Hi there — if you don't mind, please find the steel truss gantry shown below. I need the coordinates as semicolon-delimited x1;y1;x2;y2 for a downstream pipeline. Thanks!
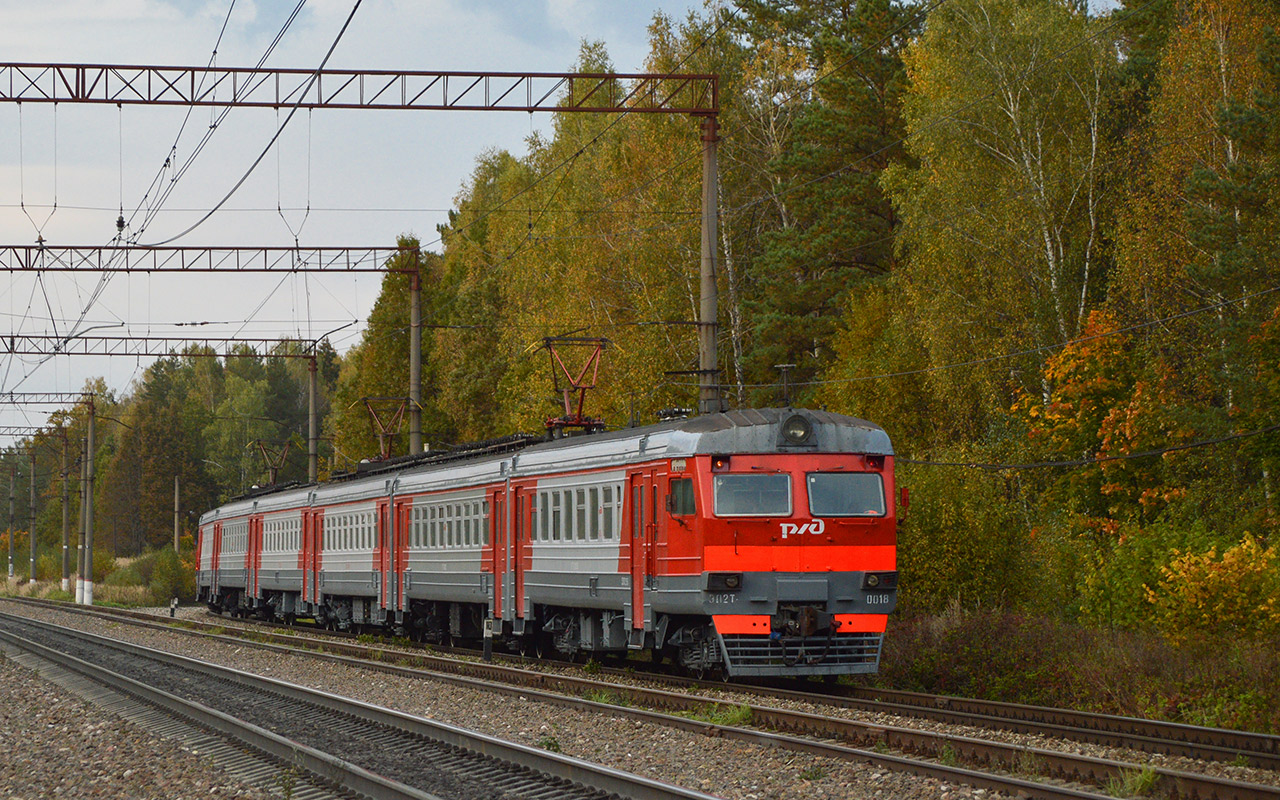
0;60;725;417
0;63;717;115
0;246;413;273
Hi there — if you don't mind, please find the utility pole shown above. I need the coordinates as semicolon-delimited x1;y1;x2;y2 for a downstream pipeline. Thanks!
76;439;85;604
308;355;318;483
408;267;422;454
173;474;180;552
61;433;70;592
7;464;13;580
28;446;35;584
84;398;95;605
698;115;722;415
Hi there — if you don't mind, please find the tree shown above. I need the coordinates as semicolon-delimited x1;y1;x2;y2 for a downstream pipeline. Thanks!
736;0;920;404
883;0;1118;439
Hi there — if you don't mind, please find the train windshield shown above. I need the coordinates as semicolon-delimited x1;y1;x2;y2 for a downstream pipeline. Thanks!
806;472;886;517
713;474;792;516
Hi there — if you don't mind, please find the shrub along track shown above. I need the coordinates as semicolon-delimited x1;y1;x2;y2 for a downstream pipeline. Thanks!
6;598;1280;800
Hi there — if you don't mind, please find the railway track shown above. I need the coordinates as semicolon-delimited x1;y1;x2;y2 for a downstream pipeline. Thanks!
5;598;1279;799
0;611;718;800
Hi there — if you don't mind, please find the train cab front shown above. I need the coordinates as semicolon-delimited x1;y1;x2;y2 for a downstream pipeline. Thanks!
677;412;899;678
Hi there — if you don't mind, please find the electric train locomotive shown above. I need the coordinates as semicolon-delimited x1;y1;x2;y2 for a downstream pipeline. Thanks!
196;408;899;678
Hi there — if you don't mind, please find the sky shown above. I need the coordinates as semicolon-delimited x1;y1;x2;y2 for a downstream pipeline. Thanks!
0;0;1120;431
0;0;705;429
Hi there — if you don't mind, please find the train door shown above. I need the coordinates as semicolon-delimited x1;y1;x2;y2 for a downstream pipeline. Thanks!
394;498;412;615
489;487;506;618
309;510;325;606
627;468;658;633
249;517;263;599
377;499;391;613
299;510;311;605
211;521;223;595
512;483;532;619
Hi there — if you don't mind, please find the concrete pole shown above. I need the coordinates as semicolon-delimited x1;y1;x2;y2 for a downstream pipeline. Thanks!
76;438;85;604
698;114;721;415
7;464;14;580
61;434;70;592
308;355;318;483
84;400;95;605
174;474;180;552
408;267;422;454
28;446;35;584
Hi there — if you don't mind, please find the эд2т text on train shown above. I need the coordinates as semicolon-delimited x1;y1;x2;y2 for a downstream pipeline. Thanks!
196;408;899;678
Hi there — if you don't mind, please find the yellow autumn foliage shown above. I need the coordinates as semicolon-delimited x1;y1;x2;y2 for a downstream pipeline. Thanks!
1145;535;1280;644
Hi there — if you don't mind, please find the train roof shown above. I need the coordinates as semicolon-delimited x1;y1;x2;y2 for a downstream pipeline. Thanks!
197;408;890;524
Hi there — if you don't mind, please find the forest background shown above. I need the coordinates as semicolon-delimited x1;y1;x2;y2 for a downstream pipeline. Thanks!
2;0;1279;729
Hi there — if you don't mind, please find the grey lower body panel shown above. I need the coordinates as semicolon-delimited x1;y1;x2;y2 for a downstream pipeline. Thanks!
403;571;488;604
523;571;629;611
317;570;379;597
258;570;303;592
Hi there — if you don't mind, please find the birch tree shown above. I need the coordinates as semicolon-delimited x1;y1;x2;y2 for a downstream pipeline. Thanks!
883;0;1117;433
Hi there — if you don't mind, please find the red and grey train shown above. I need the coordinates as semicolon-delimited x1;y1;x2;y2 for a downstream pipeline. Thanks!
196;408;899;678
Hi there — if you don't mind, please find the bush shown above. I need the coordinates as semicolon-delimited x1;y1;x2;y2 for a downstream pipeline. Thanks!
102;561;143;586
1075;519;1219;628
92;548;116;583
150;547;195;604
878;607;1280;732
896;456;1033;613
36;551;61;582
1145;534;1280;644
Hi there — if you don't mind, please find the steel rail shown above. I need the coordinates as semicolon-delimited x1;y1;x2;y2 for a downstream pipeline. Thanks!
0;612;719;800
0;627;439;800
16;597;1280;772
843;685;1280;762
6;600;1278;800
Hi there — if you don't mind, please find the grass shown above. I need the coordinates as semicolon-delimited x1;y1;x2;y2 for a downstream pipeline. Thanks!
678;703;753;727
1014;749;1044;778
937;744;959;767
583;689;631;707
798;766;826;781
535;735;562;753
1105;766;1159;798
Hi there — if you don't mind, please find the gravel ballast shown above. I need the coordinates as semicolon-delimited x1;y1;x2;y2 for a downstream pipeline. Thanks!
0;653;271;800
0;600;991;800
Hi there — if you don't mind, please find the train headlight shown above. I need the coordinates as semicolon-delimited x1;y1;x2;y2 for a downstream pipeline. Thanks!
707;572;744;592
862;571;898;590
781;414;813;445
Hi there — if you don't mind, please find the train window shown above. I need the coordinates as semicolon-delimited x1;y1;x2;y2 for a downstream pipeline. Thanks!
807;473;885;516
566;491;575;540
575;489;587;540
537;492;547;540
589;487;600;540
713;474;792;517
551;492;562;541
602;485;614;539
465;514;473;547
483;500;490;545
669;478;696;516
